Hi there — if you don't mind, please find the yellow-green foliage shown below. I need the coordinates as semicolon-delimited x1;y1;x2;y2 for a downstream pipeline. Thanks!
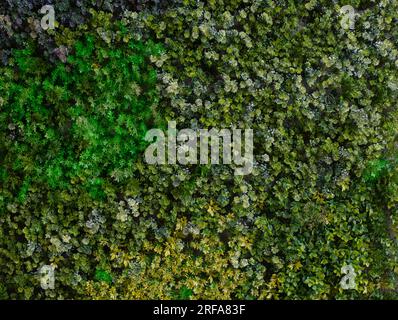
1;1;398;300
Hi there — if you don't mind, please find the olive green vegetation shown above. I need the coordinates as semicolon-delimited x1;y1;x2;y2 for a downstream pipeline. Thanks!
1;0;398;299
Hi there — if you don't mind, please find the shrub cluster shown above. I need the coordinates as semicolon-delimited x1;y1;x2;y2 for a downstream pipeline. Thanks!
0;0;398;299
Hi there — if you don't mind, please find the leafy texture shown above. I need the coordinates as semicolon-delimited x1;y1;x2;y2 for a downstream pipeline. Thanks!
0;0;398;300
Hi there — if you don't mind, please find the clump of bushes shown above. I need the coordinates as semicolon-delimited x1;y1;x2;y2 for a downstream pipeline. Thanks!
0;0;398;300
0;13;163;199
0;0;174;63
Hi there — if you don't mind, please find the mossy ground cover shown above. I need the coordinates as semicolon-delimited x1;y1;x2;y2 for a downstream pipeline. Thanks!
0;0;398;299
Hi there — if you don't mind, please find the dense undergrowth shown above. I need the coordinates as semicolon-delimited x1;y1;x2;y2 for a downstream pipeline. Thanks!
0;0;398;299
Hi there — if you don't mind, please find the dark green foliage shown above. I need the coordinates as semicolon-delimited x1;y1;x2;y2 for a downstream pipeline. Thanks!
0;0;175;63
0;0;398;300
178;286;193;300
94;269;112;284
